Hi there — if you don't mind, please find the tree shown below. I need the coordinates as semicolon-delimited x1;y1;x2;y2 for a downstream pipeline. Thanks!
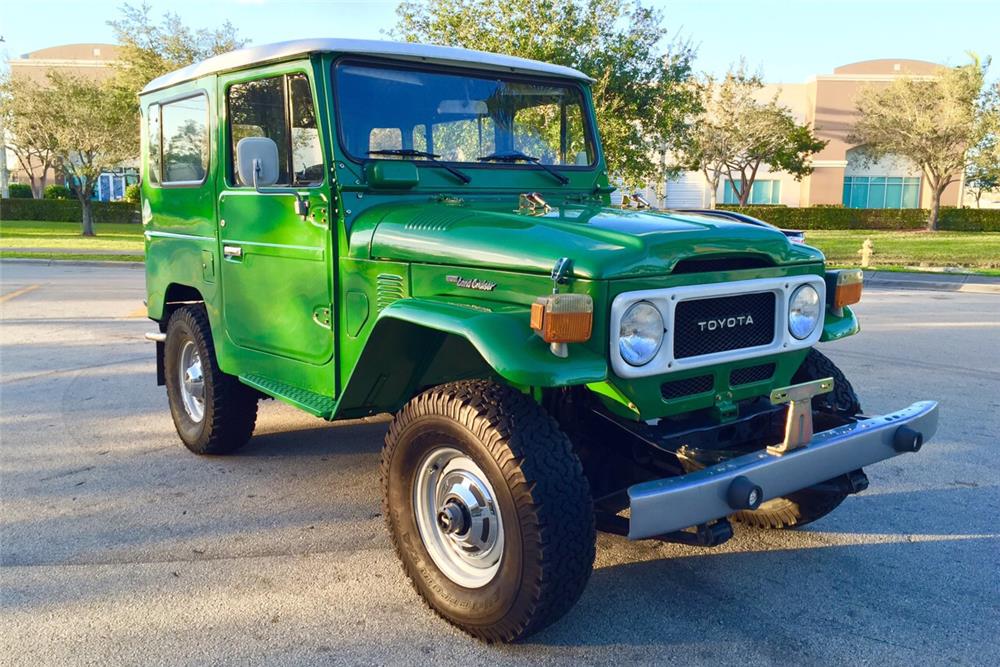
108;2;245;156
678;63;826;207
109;2;244;94
46;73;135;236
849;56;995;230
964;80;1000;208
391;0;700;189
965;141;1000;207
676;74;734;208
0;74;60;198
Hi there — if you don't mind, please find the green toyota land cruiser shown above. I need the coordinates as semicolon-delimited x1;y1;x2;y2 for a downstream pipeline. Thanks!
140;39;938;642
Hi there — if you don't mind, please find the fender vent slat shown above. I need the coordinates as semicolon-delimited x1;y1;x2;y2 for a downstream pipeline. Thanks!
376;273;405;311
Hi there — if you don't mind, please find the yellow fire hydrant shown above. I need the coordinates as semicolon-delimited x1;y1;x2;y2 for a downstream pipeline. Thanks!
858;238;874;268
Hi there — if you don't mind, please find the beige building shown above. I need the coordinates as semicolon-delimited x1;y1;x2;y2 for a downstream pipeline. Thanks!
659;59;964;210
7;43;120;83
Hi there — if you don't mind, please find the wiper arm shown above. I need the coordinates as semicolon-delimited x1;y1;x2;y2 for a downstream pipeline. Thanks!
477;151;569;186
367;149;470;184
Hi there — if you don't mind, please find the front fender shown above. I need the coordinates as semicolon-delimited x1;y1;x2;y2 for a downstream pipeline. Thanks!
377;298;608;386
335;297;608;418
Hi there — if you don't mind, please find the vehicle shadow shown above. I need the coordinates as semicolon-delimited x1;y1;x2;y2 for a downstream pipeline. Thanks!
524;485;998;657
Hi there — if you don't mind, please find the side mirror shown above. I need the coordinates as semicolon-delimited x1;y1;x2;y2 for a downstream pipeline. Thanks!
236;137;279;187
235;136;309;218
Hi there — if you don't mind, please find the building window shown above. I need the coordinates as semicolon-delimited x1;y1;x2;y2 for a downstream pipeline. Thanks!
723;179;781;205
843;176;920;208
161;94;209;184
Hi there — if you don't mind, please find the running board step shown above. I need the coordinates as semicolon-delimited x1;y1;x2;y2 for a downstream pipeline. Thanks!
240;374;337;419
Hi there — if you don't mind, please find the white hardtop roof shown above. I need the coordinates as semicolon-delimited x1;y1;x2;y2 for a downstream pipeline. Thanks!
141;38;593;94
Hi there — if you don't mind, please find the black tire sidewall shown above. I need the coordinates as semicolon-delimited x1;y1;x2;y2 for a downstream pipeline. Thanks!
385;414;529;629
164;311;211;448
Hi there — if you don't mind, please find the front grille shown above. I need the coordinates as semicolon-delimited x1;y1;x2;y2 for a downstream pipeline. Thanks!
673;291;776;359
730;363;776;386
661;374;714;401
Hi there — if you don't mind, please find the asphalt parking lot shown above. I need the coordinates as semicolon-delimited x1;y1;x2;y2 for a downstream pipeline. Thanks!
1;261;998;666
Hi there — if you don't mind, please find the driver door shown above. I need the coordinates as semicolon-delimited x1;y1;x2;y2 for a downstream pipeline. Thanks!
217;68;334;375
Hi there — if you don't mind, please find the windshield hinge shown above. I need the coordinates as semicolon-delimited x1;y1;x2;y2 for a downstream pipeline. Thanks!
518;192;550;215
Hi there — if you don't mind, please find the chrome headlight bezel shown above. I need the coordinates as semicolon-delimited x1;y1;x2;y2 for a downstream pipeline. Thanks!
788;283;821;340
618;300;665;366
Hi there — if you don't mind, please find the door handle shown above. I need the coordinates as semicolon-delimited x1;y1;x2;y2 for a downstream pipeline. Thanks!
223;245;243;258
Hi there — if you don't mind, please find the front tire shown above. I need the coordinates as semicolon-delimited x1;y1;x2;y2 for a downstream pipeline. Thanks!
164;305;258;455
733;349;860;529
381;380;595;642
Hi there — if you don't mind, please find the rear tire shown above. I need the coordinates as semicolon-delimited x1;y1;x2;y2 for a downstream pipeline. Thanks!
164;305;258;455
733;348;860;529
381;380;595;642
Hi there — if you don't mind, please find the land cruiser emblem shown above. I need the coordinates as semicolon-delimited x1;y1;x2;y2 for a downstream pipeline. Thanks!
697;314;754;332
446;275;497;292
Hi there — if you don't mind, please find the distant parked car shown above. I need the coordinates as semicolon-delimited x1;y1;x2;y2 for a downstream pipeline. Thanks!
677;208;806;244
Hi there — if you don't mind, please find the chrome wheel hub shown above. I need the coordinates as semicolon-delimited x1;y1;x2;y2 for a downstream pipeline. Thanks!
178;340;205;423
413;447;504;588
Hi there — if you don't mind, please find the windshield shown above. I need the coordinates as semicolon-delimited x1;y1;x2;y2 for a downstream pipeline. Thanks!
334;61;596;168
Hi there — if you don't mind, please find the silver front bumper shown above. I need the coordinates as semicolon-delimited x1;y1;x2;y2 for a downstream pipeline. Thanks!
627;400;939;539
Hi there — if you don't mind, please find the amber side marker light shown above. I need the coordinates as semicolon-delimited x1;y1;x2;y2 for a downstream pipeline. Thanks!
827;269;864;312
530;293;593;357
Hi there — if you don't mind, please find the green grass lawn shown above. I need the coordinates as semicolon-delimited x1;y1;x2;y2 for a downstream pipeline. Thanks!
803;230;1000;275
0;220;145;254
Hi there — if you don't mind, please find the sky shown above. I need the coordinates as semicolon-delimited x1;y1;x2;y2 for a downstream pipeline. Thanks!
1;0;998;82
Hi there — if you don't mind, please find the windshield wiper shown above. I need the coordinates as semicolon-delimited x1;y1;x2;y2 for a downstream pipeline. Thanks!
477;151;569;185
367;149;470;184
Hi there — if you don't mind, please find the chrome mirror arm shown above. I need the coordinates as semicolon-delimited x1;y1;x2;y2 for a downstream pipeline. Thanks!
251;158;310;218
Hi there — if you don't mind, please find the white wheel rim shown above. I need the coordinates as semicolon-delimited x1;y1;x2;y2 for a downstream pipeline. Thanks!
413;447;504;588
178;340;205;423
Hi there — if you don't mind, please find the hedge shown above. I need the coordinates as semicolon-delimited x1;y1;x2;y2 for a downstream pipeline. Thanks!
937;208;1000;232
0;197;139;224
717;205;1000;232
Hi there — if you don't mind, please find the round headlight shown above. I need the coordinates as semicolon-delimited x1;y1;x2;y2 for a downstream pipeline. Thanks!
788;284;821;339
619;301;664;366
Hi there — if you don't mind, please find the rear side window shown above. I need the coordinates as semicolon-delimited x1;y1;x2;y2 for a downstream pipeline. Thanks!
228;73;322;187
161;95;209;184
146;103;161;185
146;94;209;186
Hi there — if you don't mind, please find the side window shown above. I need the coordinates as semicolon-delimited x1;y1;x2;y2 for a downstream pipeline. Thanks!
147;103;161;185
288;74;323;185
228;73;322;187
229;76;289;186
161;95;209;184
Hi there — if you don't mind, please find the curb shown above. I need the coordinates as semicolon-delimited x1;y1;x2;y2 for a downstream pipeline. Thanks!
0;258;145;270
865;276;1000;295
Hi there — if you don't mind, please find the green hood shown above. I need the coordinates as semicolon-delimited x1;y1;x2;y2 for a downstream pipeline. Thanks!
354;201;822;279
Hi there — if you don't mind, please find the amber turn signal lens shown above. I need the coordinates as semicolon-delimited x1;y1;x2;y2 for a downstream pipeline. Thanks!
831;269;864;309
530;293;593;343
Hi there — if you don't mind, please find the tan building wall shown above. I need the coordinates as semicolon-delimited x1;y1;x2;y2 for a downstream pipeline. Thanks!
805;59;960;207
7;43;120;84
